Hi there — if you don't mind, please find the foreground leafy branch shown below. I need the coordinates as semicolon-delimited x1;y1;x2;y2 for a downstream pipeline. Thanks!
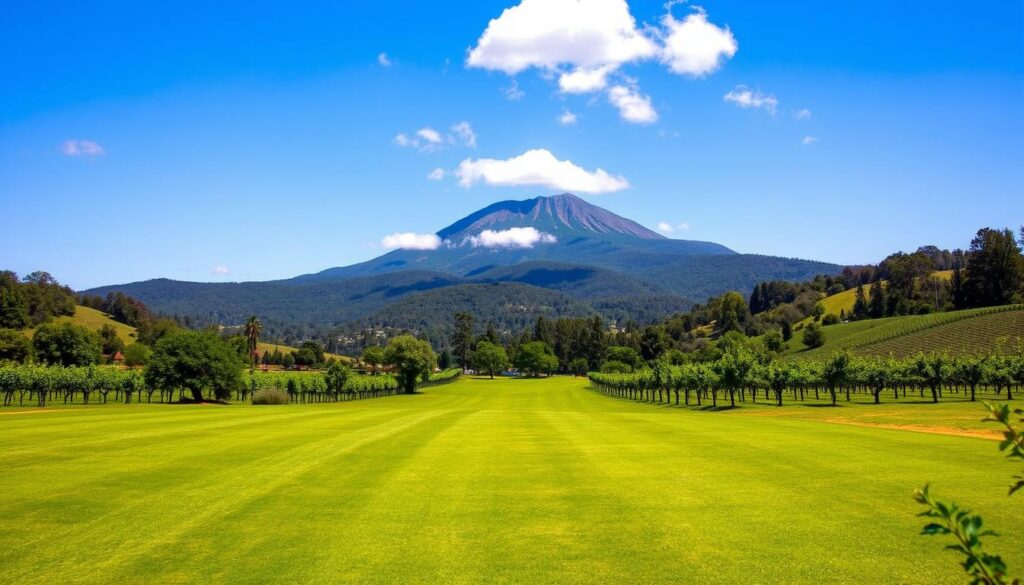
914;402;1024;584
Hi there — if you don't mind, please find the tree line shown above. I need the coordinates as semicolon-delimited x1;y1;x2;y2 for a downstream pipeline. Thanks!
589;349;1024;409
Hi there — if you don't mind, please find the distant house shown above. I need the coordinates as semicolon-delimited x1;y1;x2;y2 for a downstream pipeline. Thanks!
112;351;124;365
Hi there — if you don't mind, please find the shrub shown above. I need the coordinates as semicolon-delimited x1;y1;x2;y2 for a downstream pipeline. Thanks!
252;387;290;405
822;313;841;326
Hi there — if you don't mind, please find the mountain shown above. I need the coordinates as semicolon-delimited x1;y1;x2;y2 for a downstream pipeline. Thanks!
85;193;841;344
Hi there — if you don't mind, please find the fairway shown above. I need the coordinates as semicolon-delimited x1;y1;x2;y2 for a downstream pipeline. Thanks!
2;377;1022;584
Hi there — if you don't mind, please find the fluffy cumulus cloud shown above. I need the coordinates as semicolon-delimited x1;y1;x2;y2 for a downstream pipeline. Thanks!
466;227;557;249
658;9;737;77
416;127;443;144
607;84;657;124
557;109;578;126
455;148;628;194
377;52;392;67
61;139;105;157
380;232;443;250
657;221;673;233
467;0;656;76
466;0;736;123
723;86;778;115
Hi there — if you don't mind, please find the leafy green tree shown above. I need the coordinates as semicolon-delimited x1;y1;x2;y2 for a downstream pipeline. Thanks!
763;328;786;354
282;352;296;369
868;280;886;318
606;346;642;370
514;341;558;377
0;328;32;363
473;341;508;379
963;227;1024;307
780;320;793;342
32;323;101;366
144;331;244;402
822;351;851;405
136;318;181;346
852;284;868;320
383;335;436;394
802;322;825;349
718;291;751;334
243;316;262;366
98;324;125;356
452;312;475;371
600;360;632;373
361;345;386;374
324;361;351;394
299;341;325;366
123;342;153;368
568;357;589;376
0;271;30;329
812;302;826;322
639;326;669;362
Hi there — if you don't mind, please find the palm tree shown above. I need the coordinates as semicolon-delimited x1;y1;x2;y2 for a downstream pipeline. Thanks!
243;316;262;367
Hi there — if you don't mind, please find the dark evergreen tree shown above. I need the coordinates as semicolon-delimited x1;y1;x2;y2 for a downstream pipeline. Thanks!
852;284;868;320
451;312;474;371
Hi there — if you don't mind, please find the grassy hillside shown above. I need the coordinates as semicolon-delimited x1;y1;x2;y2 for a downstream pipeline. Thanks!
24;305;138;344
256;342;352;363
787;304;1023;360
0;377;1019;583
796;270;953;325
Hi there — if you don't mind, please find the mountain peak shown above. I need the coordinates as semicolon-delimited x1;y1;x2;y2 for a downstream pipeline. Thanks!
437;193;665;241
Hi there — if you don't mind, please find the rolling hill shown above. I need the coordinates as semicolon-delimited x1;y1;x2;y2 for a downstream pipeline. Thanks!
25;305;138;345
784;304;1023;360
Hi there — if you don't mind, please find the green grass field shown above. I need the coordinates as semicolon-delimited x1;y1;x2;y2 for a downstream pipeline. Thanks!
2;376;1022;584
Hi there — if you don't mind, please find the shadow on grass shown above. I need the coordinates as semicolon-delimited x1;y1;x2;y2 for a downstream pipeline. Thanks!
697;404;740;412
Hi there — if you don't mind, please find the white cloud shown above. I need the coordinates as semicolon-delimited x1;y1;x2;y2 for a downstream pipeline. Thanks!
793;108;812;120
723;86;778;115
657;221;673;233
416;127;443;144
558;64;616;93
466;1;736;123
677;221;690;230
381;232;443;250
427;168;446;180
61;139;105;157
607;85;657;124
467;0;657;75
659;9;738;77
455;148;629;194
466;227;557;249
503;79;525;101
802;136;818;145
378;52;393;67
211;265;230;276
557;109;578;126
450;121;477;148
396;124;474;152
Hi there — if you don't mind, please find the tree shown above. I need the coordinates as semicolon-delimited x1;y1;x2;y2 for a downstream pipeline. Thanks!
324;361;351;394
852;284;868;320
606;346;642;370
763;328;787;354
98;324;124;356
282;352;296;369
780;320;793;342
963;227;1024;307
32;322;101;366
383;335;436;394
822;351;851;405
473;341;508;379
243;316;262;366
568;357;589;376
868;280;885;318
802;323;825;349
361;345;385;374
299;341;325;366
0;328;32;363
144;331;244;402
639;326;669;362
718;291;751;334
812;302;826;322
452;312;474;371
0;271;30;329
514;341;558;377
123;342;153;368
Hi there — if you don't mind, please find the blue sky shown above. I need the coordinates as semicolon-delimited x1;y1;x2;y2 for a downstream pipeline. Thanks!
1;0;1021;290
